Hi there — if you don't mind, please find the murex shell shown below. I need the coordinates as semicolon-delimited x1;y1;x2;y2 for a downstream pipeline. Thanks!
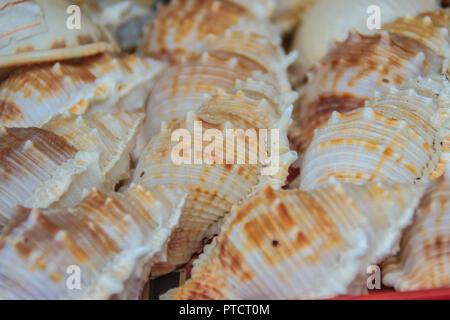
134;99;296;277
0;0;118;68
0;54;166;128
0;112;143;231
292;0;440;74
289;9;450;158
0;185;187;299
299;76;450;189
382;169;450;291
163;181;424;299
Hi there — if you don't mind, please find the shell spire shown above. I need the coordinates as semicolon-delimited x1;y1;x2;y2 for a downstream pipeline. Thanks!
163;181;424;300
0;186;187;299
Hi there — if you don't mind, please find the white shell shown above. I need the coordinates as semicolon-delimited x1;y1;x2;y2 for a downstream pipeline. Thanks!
292;0;439;73
42;112;144;190
163;181;424;299
299;76;449;189
0;0;118;68
0;185;187;299
0;54;166;128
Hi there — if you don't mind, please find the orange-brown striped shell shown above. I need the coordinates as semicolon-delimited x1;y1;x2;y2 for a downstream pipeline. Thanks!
0;54;166;128
163;181;424;299
0;185;187;299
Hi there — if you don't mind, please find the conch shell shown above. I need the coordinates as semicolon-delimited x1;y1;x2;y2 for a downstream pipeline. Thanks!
0;54;166;128
0;127;102;231
0;0;118;68
292;0;440;76
163;181;424;299
382;169;450;291
299;76;450;189
0;185;187;299
289;9;450;159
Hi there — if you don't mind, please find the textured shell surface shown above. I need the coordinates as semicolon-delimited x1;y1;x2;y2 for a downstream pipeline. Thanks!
289;9;450;158
0;185;187;299
0;127;103;231
134;103;297;277
163;181;424;300
144;52;261;139
0;0;118;68
298;76;450;190
382;169;450;291
141;0;252;61
42;111;144;191
0;54;166;128
292;0;440;73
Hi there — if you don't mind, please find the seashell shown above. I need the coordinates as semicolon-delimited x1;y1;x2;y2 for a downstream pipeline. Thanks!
143;52;260;139
0;54;166;128
42;112;144;191
134;95;297;277
76;0;156;52
163;181;424;299
298;76;450;189
0;0;118;69
289;9;449;158
141;0;252;61
0;185;187;299
0;127;103;231
292;0;439;75
382;170;450;291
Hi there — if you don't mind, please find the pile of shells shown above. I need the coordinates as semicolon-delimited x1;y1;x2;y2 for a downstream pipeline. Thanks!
0;0;448;299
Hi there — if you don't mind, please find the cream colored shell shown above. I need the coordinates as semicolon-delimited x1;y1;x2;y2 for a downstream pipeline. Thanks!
0;185;187;299
382;170;450;291
0;0;119;68
163;181;424;299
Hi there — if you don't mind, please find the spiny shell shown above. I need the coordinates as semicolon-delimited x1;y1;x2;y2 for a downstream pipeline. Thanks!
0;0;118;68
299;76;449;189
383;9;450;63
228;0;275;19
0;127;103;231
42;112;144;190
163;181;424;300
0;54;166;128
134;102;296;277
382;171;450;291
292;0;439;73
289;9;449;157
0;185;187;299
144;52;260;138
142;0;250;61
